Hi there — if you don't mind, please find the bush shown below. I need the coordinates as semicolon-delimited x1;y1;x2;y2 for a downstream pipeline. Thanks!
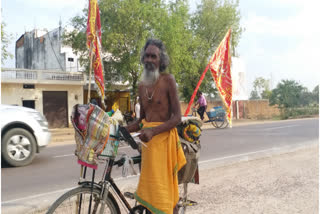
280;107;319;119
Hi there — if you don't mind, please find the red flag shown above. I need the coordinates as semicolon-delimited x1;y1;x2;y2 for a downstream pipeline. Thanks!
209;29;232;125
184;29;232;126
86;0;105;104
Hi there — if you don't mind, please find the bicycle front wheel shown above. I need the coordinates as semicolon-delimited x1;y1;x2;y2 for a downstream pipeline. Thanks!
46;186;120;214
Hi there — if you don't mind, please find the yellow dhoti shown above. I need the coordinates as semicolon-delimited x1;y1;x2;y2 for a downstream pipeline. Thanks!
134;120;186;214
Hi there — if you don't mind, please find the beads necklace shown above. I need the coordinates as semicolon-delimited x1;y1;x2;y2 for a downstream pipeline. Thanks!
145;83;158;103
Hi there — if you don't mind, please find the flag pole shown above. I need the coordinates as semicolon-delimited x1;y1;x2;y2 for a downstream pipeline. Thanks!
87;41;94;104
229;29;233;127
184;63;211;116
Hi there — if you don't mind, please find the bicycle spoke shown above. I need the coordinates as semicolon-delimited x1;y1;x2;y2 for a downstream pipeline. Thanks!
47;187;118;214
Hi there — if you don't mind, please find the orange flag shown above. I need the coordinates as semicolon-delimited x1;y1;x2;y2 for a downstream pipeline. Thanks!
209;29;232;126
184;29;233;126
86;0;105;105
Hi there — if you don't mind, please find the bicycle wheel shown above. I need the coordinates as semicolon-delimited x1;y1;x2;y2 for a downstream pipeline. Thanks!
214;113;225;128
220;117;229;128
46;186;120;214
211;120;218;128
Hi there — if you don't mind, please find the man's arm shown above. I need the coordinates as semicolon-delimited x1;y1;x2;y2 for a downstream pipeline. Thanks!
125;101;145;133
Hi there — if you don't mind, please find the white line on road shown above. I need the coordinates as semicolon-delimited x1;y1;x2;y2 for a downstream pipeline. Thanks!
264;125;299;131
198;148;277;164
53;154;74;158
52;145;131;158
1;187;74;205
1;174;140;205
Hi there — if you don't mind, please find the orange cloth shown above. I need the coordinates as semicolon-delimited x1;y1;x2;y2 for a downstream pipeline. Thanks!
134;120;186;214
209;29;232;126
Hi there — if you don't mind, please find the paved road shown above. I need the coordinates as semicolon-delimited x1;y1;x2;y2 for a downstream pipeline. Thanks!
2;118;318;206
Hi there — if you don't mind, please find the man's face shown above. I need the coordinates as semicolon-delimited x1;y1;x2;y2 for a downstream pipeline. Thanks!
143;45;160;72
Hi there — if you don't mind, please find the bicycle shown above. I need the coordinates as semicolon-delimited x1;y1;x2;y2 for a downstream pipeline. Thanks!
46;126;194;214
191;107;228;129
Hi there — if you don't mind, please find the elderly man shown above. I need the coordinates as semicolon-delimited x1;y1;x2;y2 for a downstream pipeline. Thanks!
125;39;186;214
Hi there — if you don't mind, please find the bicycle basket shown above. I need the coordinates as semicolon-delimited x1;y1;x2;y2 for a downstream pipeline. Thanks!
71;104;116;167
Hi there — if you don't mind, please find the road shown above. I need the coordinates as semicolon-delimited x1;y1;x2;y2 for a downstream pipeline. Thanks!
1;118;318;206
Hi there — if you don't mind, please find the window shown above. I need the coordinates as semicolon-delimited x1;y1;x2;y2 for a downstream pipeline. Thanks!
23;100;35;109
23;84;35;89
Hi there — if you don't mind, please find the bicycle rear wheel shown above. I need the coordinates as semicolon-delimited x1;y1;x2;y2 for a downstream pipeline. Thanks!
46;186;120;214
214;113;225;128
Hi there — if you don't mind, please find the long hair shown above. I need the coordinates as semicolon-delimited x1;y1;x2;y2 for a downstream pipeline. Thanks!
140;39;170;72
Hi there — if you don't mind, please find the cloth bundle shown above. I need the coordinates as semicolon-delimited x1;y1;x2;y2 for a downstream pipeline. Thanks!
71;104;115;169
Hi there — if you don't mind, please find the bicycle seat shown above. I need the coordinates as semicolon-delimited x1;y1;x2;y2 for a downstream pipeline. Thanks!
118;126;139;150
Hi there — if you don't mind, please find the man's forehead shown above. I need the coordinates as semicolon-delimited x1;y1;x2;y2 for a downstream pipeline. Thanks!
145;45;160;55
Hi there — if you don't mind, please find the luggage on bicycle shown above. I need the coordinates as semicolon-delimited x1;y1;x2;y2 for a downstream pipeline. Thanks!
71;104;121;168
176;117;202;184
207;106;225;119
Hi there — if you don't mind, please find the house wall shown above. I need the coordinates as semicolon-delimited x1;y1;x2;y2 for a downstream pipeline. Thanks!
1;83;83;125
180;99;280;120
242;100;280;119
15;28;81;72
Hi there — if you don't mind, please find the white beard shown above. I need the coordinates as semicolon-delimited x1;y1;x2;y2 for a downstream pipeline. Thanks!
141;67;160;85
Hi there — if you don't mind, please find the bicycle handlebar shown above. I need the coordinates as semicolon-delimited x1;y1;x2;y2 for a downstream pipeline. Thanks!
118;126;139;150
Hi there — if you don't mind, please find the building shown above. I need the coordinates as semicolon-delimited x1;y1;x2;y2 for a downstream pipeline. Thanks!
2;25;132;128
1;68;86;128
2;24;87;128
15;22;81;72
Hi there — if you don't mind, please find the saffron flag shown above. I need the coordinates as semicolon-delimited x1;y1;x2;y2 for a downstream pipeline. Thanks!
86;0;105;105
184;29;232;126
209;29;232;126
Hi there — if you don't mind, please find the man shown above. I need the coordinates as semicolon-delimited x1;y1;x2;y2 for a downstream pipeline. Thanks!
194;91;207;120
125;39;186;214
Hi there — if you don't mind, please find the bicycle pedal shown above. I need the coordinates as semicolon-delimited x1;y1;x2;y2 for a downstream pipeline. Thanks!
124;192;135;199
179;199;198;207
185;199;198;206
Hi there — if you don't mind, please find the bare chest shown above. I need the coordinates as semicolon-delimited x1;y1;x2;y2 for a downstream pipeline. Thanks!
140;84;170;116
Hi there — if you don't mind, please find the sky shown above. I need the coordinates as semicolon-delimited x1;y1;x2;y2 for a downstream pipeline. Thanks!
1;0;319;94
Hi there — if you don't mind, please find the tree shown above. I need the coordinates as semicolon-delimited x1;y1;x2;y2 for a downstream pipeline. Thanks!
249;77;271;100
312;85;319;104
249;90;259;100
180;0;243;101
64;0;243;101
64;0;168;98
299;87;313;106
1;21;13;65
269;80;304;108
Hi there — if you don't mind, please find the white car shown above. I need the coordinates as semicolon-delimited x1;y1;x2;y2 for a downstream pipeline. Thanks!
1;104;51;167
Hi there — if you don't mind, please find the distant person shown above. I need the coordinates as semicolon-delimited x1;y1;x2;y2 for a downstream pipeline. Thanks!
135;96;140;120
194;91;207;120
90;98;98;105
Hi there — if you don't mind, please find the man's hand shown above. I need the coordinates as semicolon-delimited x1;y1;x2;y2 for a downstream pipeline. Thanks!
139;129;154;142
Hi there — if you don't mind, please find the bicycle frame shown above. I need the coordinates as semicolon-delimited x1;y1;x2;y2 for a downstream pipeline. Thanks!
78;153;139;214
51;124;194;214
